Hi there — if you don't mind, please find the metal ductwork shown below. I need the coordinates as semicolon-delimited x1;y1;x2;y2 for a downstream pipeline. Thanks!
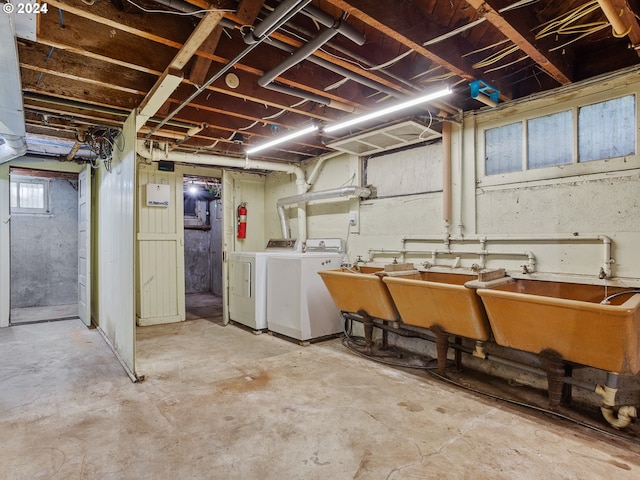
0;14;27;164
277;186;373;239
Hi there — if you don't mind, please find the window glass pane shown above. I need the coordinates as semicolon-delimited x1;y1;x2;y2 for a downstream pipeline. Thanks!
527;110;573;169
579;95;635;162
485;122;522;175
10;181;18;208
19;182;45;209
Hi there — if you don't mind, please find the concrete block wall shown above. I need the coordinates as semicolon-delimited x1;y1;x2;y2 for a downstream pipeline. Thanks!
10;176;78;308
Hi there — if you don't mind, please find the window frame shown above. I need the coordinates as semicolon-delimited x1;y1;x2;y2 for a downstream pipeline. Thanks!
476;85;640;187
9;176;51;214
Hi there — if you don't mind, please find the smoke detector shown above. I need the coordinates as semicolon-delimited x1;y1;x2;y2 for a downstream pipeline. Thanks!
225;73;240;89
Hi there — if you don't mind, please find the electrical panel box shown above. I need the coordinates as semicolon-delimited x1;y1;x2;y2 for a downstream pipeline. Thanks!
146;183;170;207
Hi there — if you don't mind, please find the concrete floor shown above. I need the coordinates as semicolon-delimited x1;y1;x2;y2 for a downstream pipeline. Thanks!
2;318;640;480
10;303;79;324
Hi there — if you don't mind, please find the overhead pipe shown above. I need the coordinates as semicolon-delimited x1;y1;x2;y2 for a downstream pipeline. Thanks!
136;140;305;182
243;0;312;43
277;185;372;239
147;0;313;137
255;81;357;114
265;36;404;100
151;0;202;15
259;27;341;88
596;0;632;38
299;4;365;46
279;8;418;92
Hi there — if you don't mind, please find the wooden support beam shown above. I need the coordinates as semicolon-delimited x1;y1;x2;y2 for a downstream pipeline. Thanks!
170;11;225;70
188;25;225;86
465;0;572;85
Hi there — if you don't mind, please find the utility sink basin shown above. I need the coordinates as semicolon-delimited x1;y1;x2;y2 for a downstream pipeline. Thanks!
382;272;493;341
477;280;640;374
318;267;419;321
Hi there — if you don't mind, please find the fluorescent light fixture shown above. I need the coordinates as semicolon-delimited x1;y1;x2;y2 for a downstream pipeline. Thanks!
246;125;318;155
324;87;452;134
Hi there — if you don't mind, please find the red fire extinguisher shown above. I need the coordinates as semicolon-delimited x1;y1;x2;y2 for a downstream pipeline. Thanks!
237;202;247;239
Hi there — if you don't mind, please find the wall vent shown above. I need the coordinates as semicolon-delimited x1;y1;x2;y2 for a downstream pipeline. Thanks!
326;120;441;156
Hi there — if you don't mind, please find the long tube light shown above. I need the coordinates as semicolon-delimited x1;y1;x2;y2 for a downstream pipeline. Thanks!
324;87;452;134
246;125;318;154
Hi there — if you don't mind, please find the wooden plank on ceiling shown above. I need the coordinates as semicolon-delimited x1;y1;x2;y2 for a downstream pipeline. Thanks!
170;11;225;70
188;25;225;85
465;0;572;85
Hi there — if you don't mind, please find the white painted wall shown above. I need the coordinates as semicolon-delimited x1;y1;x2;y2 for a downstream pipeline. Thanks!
0;162;8;328
268;68;640;286
93;111;136;376
226;171;266;252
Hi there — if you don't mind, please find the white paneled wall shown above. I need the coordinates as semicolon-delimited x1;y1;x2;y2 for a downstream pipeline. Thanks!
94;111;136;376
0;163;10;327
136;163;184;326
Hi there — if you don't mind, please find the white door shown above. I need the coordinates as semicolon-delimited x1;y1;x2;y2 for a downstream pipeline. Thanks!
78;165;91;327
136;165;185;325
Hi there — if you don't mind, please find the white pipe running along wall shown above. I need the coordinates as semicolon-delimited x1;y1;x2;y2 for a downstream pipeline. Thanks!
397;234;613;277
136;140;309;238
277;186;373;239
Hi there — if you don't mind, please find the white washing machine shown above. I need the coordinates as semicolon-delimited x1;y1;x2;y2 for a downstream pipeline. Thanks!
266;239;345;342
228;239;299;331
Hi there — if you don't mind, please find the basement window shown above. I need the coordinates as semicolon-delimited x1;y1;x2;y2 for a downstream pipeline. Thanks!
527;110;572;169
578;95;635;162
481;93;637;183
10;177;50;214
485;122;522;175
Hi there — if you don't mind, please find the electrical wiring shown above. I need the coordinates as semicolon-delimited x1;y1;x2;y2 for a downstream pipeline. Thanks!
84;127;122;173
124;0;234;16
483;54;529;74
462;38;512;58
342;320;436;368
548;23;610;52
533;0;604;40
472;43;521;70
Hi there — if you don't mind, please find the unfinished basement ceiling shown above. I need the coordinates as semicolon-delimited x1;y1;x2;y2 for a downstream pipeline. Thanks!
13;0;640;162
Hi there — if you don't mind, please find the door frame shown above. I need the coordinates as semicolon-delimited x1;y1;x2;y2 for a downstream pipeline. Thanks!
0;160;84;328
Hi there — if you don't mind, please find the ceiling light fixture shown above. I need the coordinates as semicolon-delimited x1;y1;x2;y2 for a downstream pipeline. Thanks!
324;87;452;134
246;124;319;155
